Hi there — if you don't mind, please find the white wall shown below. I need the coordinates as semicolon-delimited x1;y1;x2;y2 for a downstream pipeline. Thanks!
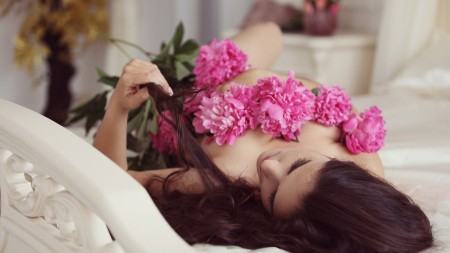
339;0;384;34
0;0;383;113
0;13;45;112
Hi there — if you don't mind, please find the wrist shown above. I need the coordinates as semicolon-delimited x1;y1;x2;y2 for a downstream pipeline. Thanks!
107;92;129;116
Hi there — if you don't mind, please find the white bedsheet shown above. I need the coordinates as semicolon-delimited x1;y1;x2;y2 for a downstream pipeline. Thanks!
353;93;450;253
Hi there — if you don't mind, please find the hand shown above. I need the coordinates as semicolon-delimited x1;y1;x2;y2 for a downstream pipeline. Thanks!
110;59;173;112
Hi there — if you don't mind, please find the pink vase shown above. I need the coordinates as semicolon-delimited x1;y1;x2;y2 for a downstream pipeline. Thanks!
304;9;338;36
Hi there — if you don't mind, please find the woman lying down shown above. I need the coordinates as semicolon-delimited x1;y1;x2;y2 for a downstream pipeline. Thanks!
93;22;434;253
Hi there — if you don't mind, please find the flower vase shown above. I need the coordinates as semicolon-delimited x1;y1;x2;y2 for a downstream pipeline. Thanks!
304;8;339;36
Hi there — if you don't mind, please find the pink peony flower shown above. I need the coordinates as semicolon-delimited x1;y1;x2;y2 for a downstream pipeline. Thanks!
228;83;259;129
193;39;249;91
342;106;386;154
192;84;255;145
150;111;178;154
183;89;211;115
314;85;352;126
253;72;316;141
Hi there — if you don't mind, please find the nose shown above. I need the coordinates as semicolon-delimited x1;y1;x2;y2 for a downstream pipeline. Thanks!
260;159;284;182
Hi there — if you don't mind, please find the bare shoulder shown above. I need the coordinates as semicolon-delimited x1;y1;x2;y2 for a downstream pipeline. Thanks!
335;145;385;178
352;152;385;178
300;123;385;178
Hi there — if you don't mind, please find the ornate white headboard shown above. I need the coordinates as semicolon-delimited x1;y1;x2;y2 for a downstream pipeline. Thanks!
0;99;196;253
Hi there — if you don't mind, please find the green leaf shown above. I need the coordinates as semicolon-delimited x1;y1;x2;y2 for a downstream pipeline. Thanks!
175;53;196;62
172;22;184;53
149;111;159;135
66;91;108;133
175;61;191;80
96;68;119;88
156;154;166;169
160;42;171;57
183;61;195;71
69;100;94;114
126;133;149;153
137;100;152;139
69;91;108;114
127;107;145;133
178;39;199;55
127;156;141;170
311;87;320;96
65;112;87;126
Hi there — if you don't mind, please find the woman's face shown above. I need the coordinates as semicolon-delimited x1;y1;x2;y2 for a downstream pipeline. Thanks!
257;147;330;218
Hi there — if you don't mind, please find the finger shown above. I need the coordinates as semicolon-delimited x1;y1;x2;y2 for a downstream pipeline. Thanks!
123;59;154;74
122;71;173;96
122;60;173;95
137;85;150;100
149;68;173;95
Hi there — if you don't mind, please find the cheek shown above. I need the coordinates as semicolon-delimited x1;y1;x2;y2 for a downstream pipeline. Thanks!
259;176;279;213
273;183;300;217
259;185;272;213
272;171;315;217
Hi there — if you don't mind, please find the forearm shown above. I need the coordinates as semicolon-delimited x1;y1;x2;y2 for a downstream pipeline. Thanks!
93;94;129;170
230;22;283;69
92;59;173;171
128;168;205;196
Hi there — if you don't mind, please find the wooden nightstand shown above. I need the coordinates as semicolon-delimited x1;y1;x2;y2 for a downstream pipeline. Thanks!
272;32;376;95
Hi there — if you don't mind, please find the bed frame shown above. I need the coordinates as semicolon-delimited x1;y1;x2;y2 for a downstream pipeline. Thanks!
0;99;197;253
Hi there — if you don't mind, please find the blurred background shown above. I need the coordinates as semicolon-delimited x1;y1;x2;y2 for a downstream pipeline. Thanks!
1;0;447;125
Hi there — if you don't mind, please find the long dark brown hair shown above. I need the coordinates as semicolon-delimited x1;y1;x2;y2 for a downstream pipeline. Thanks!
146;84;434;253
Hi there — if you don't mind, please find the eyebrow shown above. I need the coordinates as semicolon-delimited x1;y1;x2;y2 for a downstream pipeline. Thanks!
269;159;311;214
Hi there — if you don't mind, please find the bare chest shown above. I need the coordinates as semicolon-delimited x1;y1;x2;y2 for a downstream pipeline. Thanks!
198;122;342;185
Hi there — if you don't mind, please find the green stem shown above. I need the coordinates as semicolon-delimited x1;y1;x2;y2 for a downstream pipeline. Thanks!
113;42;133;60
110;38;156;59
97;30;156;59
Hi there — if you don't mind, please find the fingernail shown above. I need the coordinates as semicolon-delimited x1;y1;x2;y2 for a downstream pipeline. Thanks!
167;87;174;96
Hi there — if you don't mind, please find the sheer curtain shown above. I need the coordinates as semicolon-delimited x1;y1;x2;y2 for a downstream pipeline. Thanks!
369;0;450;91
104;0;140;75
105;0;207;74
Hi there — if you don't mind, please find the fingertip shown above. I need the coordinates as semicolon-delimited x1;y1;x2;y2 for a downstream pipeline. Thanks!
167;87;174;96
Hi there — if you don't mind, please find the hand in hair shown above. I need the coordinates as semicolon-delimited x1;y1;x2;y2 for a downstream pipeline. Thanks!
111;59;173;112
94;59;173;170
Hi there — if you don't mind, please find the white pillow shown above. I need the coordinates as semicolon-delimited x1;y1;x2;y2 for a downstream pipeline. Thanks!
385;31;450;99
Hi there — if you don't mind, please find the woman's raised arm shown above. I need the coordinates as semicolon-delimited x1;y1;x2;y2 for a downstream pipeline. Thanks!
230;22;283;70
93;59;172;170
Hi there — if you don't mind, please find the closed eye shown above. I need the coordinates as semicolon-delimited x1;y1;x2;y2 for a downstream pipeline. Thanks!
269;158;311;215
288;159;311;175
